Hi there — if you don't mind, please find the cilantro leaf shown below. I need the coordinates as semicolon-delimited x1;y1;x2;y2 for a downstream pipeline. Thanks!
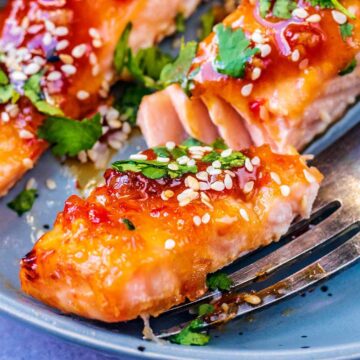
339;58;357;76
199;7;216;40
0;69;9;85
114;23;132;74
211;138;228;150
198;304;215;317
122;218;136;230
206;272;233;291
340;23;354;40
169;319;210;346
175;13;186;33
37;113;102;156
273;0;296;19
181;137;204;148
309;0;355;18
0;84;15;104
202;150;246;169
214;24;259;79
259;0;272;17
7;188;38;216
160;40;198;88
24;72;64;116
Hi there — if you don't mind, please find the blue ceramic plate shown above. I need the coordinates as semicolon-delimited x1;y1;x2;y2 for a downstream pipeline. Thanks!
1;2;360;359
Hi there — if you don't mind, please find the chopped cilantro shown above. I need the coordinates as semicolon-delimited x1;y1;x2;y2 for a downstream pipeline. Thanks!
169;319;210;346
206;272;233;291
202;150;246;169
160;40;198;90
339;58;357;76
198;304;215;317
0;84;15;104
211;138;228;150
181;137;204;148
37;113;102;156
309;0;355;18
175;13;186;33
214;24;259;79
199;7;216;40
24;72;64;116
259;0;272;17
114;23;132;74
340;23;354;40
122;218;136;230
0;69;9;85
273;0;296;19
153;146;171;158
112;158;198;179
7;188;37;216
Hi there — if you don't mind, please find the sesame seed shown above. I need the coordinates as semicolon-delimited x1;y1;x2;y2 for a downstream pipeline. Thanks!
292;8;309;19
45;20;55;32
166;141;176;150
251;31;265;44
11;71;27;81
299;59;309;70
193;215;202;226
26;177;37;190
42;32;52;46
92;65;100;76
187;159;196;166
59;54;74;64
177;155;189;165
221;148;233;158
1;112;9;122
224;174;233;189
196;171;208;181
245;158;254;172
258;44;271;58
76;90;90;100
207;166;221;176
164;239;176;250
243;293;261;305
251;67;262;81
291;49;300;62
331;10;347;25
61;64;77;75
280;185;291;197
47;71;62;81
122;122;132;134
46;178;57;190
303;169;316;183
92;39;102;48
225;170;236;177
199;182;211;191
22;158;33;168
24;62;41;75
54;26;69;36
210;181;225;192
185;176;200;191
89;52;97;65
239;208;249;221
56;39;69;51
306;14;321;23
189;146;205;152
78;151;88;163
243;181;254;194
251;156;260;166
161;190;174;200
270;172;281;184
130;154;147;160
212;160;221;169
202;213;211;224
168;163;179;171
241;84;253;97
157;157;170;163
32;56;46;66
72;44;87;58
19;129;34;139
27;24;43;34
89;27;100;39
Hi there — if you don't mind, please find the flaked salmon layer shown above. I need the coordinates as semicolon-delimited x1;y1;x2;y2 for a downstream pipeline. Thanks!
137;0;360;153
0;0;201;196
20;144;322;322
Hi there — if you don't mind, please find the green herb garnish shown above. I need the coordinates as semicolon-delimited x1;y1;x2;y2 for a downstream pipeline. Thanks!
175;13;186;33
7;189;38;216
114;23;132;74
112;158;197;180
206;272;233;291
339;58;357;76
211;138;228;150
273;0;296;19
202;150;246;169
309;0;355;19
37;113;102;156
122;218;136;230
181;137;205;148
259;0;272;17
24;72;64;116
169;318;210;346
340;23;354;40
214;24;259;79
0;69;18;104
198;304;215;317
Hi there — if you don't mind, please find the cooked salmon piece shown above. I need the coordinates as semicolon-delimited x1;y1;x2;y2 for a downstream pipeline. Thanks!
138;0;360;153
20;141;322;322
0;0;201;196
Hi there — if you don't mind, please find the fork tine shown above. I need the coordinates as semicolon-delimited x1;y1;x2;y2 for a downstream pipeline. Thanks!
165;206;350;314
157;225;360;338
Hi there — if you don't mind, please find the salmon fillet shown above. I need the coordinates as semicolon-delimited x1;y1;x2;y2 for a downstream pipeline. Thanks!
138;0;360;153
0;0;201;196
20;141;322;322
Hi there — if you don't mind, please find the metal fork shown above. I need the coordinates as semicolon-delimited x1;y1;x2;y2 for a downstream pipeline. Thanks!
157;122;360;338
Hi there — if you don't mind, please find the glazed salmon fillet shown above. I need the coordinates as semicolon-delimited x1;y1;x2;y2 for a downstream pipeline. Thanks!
138;0;360;153
0;0;201;196
20;141;322;322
